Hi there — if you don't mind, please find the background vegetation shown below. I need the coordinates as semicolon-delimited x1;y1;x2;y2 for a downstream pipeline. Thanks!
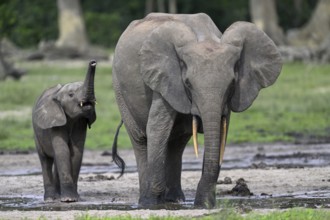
0;62;329;151
0;0;317;48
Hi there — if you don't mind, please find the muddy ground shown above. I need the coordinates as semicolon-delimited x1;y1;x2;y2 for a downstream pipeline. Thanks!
0;143;330;219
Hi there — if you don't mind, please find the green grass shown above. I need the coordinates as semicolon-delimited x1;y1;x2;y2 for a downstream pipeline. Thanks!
74;208;330;220
0;62;329;151
228;62;330;143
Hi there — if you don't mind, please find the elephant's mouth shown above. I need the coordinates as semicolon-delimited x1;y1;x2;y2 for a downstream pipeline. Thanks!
79;100;97;108
192;115;228;165
79;100;97;112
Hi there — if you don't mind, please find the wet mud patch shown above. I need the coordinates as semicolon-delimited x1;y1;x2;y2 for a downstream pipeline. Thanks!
1;144;330;218
222;143;330;169
1;191;330;212
217;191;330;210
0;196;136;211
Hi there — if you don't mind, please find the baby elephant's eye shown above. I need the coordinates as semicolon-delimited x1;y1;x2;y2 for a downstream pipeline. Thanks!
68;93;74;98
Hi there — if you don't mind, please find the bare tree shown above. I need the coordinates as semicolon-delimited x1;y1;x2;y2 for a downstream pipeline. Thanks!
249;0;285;45
56;0;89;53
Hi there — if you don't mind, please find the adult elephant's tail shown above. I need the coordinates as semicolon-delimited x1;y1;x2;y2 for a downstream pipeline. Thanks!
112;120;125;178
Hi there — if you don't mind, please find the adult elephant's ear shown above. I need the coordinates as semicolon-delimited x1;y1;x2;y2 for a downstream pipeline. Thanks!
139;21;196;114
34;84;67;129
221;21;282;112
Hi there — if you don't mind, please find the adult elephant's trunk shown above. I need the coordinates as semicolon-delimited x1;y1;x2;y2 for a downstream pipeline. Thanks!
82;60;97;104
194;108;225;208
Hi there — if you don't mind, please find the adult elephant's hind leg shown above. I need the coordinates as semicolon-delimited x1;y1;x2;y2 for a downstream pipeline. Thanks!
165;115;192;203
131;138;148;204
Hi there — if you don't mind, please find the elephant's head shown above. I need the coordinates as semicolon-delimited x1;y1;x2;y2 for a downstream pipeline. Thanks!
34;60;97;129
139;21;282;207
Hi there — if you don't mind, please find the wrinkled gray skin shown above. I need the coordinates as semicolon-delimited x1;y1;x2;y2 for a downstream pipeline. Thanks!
112;13;282;208
32;61;97;202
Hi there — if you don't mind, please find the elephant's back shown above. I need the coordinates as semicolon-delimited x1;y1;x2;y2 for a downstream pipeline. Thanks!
112;19;161;131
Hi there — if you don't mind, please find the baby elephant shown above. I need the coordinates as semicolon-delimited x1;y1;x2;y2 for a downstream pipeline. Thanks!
32;60;97;202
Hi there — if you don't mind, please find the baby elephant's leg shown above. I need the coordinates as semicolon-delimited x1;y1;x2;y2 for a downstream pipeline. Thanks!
38;154;58;202
52;136;79;202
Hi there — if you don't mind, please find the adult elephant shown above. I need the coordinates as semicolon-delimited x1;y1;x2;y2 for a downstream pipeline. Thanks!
112;13;282;208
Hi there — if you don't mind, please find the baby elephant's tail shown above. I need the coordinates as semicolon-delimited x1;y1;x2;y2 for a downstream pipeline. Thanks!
112;120;125;178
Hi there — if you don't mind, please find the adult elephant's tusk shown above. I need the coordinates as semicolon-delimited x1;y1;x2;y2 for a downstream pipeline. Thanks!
192;116;199;158
220;116;227;165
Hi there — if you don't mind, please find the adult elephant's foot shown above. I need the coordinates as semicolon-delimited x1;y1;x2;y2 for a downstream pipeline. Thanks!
60;183;79;202
194;181;217;209
165;187;185;203
138;193;165;208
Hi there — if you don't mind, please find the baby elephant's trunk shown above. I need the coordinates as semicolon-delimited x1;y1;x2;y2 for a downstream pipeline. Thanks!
82;60;97;103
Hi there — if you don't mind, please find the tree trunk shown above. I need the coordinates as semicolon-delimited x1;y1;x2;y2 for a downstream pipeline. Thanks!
249;0;285;45
287;0;330;49
157;0;165;12
168;0;177;14
145;0;155;15
56;0;89;53
0;41;25;80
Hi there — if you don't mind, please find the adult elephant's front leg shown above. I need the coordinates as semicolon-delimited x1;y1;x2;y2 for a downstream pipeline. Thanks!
141;93;177;207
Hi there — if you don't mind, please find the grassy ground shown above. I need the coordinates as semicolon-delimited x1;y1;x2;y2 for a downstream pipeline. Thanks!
76;208;330;220
0;62;329;151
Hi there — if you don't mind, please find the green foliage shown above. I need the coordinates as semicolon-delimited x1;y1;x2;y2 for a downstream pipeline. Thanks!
0;0;18;38
85;12;121;48
178;0;250;32
0;0;58;47
0;0;319;48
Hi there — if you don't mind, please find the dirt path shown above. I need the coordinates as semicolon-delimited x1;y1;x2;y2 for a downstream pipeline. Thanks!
0;143;330;219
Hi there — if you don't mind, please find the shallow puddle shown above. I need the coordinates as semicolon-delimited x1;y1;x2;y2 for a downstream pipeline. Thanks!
1;191;329;211
1;144;330;176
1;144;330;212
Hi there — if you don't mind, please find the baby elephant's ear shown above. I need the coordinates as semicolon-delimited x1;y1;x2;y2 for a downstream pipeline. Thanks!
33;84;66;129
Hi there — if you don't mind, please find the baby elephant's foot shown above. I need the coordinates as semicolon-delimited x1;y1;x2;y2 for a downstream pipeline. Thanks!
44;194;58;203
61;195;79;202
60;184;79;203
